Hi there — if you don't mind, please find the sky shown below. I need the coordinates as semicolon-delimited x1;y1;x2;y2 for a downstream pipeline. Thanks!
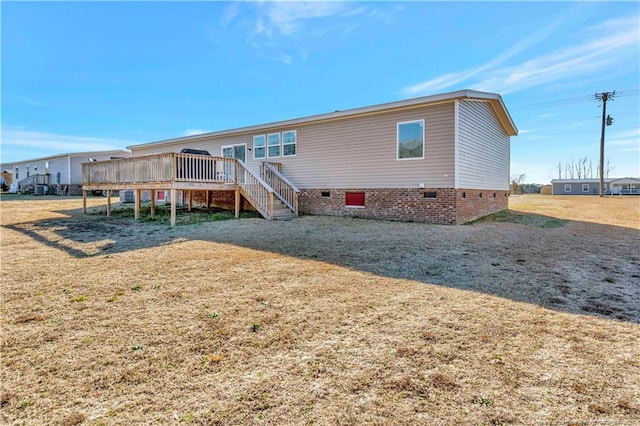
1;1;639;184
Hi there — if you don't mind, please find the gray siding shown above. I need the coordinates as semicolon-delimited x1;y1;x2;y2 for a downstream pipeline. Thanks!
48;157;70;185
552;182;601;195
457;100;510;190
131;103;456;189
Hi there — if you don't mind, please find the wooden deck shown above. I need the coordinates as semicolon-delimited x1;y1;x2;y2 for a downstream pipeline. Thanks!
82;153;299;226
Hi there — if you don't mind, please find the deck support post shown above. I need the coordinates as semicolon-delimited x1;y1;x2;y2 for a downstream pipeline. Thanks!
134;189;141;221
268;192;274;220
188;190;192;212
206;190;210;209
170;188;177;227
235;188;240;218
82;190;87;214
106;190;111;217
150;190;156;219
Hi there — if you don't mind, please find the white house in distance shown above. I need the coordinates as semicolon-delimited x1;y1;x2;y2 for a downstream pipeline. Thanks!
2;150;130;195
83;90;518;225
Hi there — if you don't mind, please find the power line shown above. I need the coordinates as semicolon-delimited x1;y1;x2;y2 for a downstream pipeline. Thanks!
509;88;638;111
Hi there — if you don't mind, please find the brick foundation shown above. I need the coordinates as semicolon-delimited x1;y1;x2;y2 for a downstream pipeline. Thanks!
299;188;508;225
454;189;509;224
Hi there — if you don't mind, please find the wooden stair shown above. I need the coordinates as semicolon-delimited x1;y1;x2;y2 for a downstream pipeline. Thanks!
271;198;296;221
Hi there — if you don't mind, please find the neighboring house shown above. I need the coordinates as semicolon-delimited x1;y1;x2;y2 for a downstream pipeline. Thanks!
84;89;518;225
2;150;131;195
551;178;640;195
1;170;13;190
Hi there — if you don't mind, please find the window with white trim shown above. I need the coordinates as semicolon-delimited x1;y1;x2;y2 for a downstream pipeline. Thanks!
282;130;297;157
253;135;266;159
267;133;281;158
397;119;425;160
582;184;589;192
564;184;571;192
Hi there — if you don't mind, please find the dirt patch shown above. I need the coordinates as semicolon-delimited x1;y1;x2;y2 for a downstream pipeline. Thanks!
1;194;639;424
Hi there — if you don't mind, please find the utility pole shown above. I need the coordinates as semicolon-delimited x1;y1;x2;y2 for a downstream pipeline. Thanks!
595;91;615;197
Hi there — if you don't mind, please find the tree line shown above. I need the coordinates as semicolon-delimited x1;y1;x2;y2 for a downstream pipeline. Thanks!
556;157;615;180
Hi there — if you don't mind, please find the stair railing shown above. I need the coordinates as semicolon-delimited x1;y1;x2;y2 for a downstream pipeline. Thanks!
17;174;49;193
261;162;300;215
236;160;276;220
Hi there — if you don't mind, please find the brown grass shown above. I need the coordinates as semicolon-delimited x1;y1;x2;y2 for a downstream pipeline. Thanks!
1;194;639;425
509;194;640;229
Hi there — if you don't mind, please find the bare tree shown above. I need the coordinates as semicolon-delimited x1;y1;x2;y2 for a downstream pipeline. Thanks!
580;157;588;179
510;173;526;194
565;160;575;179
560;157;613;180
605;159;615;178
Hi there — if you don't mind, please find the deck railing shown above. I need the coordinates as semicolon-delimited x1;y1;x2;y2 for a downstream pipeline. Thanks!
174;153;236;182
237;160;276;219
82;153;237;185
82;154;295;221
261;162;300;214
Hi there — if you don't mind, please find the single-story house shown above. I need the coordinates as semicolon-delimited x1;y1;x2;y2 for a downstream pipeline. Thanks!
83;89;518;225
2;150;131;195
551;178;640;195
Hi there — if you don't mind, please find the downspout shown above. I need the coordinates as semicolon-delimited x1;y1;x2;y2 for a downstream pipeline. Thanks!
453;99;460;224
454;99;459;190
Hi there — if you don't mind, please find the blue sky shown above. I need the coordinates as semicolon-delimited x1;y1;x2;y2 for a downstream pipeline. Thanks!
2;1;639;184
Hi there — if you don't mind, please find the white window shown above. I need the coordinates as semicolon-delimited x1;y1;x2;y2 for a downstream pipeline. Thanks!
397;119;425;160
282;130;297;157
564;184;571;192
267;133;281;158
253;135;266;159
582;184;589;192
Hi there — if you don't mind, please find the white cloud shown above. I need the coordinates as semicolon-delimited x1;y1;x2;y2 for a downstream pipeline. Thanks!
243;1;369;64
1;128;135;163
607;129;640;149
18;96;45;107
402;15;639;97
184;129;210;136
402;18;564;96
221;2;240;28
255;2;351;36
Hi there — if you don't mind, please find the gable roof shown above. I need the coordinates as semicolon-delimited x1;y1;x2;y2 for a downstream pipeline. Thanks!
127;89;518;151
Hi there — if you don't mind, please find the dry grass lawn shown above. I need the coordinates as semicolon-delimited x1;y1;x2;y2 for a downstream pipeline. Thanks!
1;194;639;425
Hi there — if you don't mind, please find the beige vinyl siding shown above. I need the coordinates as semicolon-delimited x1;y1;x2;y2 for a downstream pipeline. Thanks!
131;133;257;166
277;103;455;189
457;100;510;190
130;103;456;189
